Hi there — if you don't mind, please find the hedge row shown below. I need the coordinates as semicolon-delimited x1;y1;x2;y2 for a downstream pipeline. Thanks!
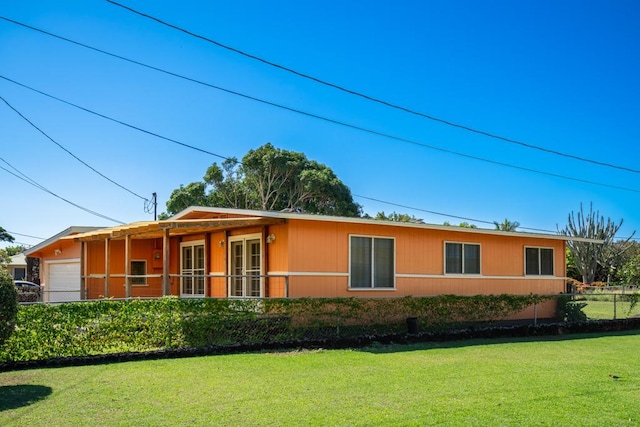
0;294;553;363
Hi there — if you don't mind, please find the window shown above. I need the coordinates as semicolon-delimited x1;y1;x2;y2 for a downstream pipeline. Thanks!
181;242;205;296
445;242;480;274
13;268;26;280
130;260;147;285
525;247;554;275
350;236;394;288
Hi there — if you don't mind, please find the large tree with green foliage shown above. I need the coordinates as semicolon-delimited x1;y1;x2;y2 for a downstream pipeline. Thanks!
558;203;635;285
163;143;361;217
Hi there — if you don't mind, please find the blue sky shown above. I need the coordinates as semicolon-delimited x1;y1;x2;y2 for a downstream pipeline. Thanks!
2;0;639;248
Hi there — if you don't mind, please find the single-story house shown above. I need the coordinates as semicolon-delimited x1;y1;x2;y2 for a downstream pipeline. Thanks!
7;253;27;281
24;226;101;302
59;207;595;318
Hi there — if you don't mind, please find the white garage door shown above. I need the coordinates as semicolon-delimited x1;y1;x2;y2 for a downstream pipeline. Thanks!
47;261;81;302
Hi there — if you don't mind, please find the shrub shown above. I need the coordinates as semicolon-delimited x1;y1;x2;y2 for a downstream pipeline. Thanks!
0;294;551;363
557;295;587;322
0;269;18;346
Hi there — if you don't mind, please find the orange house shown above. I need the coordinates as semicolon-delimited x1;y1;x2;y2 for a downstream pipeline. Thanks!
63;207;591;310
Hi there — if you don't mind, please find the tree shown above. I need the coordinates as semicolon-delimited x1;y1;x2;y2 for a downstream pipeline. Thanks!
0;268;18;347
443;221;477;228
163;143;361;217
0;227;13;243
558;203;635;285
0;228;15;267
374;211;424;223
493;218;520;231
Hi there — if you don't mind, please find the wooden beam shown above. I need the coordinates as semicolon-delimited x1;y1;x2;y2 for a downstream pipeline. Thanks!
125;234;131;298
104;238;110;298
162;228;170;296
80;241;86;300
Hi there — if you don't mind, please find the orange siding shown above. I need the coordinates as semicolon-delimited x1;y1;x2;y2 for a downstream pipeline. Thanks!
283;219;566;299
78;216;567;308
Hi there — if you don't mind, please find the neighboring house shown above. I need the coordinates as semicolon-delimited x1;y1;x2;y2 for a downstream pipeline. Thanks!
24;226;101;302
61;207;595;319
7;253;27;280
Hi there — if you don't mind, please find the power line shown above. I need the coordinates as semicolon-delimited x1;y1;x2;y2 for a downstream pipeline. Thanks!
2;19;638;193
0;95;148;201
0;15;638;241
0;76;231;161
6;231;45;240
103;1;640;175
0;157;124;224
354;194;557;233
5;82;632;239
3;74;639;195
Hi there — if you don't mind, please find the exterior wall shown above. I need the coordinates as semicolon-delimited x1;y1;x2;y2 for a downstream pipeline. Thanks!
281;219;567;304
85;238;166;299
30;240;84;293
77;216;567;318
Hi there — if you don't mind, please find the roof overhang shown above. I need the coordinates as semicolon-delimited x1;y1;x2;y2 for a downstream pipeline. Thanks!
170;206;604;244
65;217;286;242
24;226;103;256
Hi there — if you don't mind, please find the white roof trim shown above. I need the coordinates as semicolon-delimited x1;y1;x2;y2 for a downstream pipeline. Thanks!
170;206;602;243
23;226;102;256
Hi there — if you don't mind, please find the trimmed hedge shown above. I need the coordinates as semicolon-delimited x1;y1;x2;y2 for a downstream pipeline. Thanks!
0;269;18;347
0;294;551;363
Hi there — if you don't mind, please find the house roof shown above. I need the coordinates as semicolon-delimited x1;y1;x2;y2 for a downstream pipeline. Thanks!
170;206;603;243
63;206;602;243
24;226;103;256
65;217;285;241
8;253;26;267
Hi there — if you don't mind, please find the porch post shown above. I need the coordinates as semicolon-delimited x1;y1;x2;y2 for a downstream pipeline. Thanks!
80;241;86;300
104;238;110;298
125;234;131;298
205;232;210;297
162;228;170;296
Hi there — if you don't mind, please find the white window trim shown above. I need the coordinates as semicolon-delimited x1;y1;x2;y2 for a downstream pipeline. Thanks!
180;240;206;298
228;233;264;298
130;259;148;286
524;246;555;276
348;234;396;290
444;241;482;276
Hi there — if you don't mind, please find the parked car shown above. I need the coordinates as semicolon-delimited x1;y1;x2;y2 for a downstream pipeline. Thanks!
14;280;41;302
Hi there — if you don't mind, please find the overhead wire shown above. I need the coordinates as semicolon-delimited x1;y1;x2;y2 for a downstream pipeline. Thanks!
1;18;637;192
3;75;633;235
0;95;149;202
2;15;638;235
0;157;125;224
6;231;45;240
3;75;639;195
104;1;640;175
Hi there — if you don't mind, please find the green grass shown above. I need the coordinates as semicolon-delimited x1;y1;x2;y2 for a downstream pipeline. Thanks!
582;300;640;320
2;332;640;426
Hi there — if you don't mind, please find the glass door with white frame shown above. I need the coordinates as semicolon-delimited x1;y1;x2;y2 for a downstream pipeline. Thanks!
229;235;262;297
181;242;205;297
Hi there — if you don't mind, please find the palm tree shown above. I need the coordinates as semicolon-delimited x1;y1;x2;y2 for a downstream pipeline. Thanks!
494;218;520;231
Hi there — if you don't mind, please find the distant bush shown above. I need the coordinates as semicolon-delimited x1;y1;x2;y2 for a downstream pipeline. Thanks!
0;269;18;346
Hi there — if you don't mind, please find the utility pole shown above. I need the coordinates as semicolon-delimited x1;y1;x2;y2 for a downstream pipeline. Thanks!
152;192;157;221
145;192;158;220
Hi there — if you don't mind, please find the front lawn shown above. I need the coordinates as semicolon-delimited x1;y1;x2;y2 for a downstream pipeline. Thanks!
1;331;639;426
